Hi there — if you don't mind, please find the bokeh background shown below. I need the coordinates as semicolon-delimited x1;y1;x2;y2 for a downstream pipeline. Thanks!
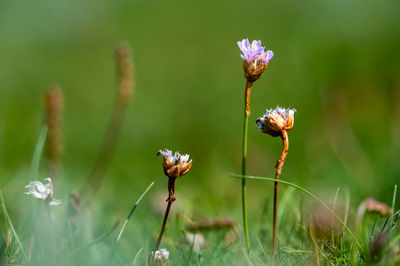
1;0;400;260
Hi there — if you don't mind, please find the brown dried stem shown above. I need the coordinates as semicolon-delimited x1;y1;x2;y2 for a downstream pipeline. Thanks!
155;178;176;251
272;129;289;265
244;80;253;116
82;43;134;197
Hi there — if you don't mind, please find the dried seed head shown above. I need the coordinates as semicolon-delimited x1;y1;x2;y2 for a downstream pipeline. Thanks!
237;38;274;82
256;106;296;137
185;217;235;233
364;198;393;216
43;85;64;174
157;149;192;179
116;42;134;104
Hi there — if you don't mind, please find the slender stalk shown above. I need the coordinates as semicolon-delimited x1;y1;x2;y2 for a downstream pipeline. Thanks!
389;185;397;239
332;187;340;245
0;190;27;259
29;126;48;180
230;173;362;249
117;181;155;242
242;80;252;252
272;129;289;265
309;224;320;266
43;86;64;178
155;178;176;250
82;43;133;197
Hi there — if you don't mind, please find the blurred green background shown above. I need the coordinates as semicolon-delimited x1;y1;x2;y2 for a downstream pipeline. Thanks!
1;0;400;247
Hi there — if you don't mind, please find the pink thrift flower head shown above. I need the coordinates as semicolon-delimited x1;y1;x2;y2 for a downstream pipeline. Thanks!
364;198;392;216
237;38;274;82
256;106;296;137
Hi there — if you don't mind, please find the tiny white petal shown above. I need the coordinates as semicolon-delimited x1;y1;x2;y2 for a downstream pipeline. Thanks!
49;199;62;206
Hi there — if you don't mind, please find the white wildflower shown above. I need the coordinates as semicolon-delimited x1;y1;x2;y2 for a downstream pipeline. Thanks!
25;178;61;206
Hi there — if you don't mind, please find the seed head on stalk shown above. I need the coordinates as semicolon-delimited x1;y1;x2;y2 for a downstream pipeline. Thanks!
152;149;192;260
256;106;296;265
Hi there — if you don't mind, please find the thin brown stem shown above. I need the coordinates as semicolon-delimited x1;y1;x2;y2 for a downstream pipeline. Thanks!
82;43;133;197
272;129;289;265
244;80;253;116
242;80;253;252
155;178;176;250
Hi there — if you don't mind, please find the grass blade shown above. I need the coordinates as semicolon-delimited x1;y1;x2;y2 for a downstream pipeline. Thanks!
29;126;48;179
0;190;27;259
132;247;144;266
117;181;155;242
230;173;362;249
70;220;120;256
332;187;339;245
389;184;397;235
308;224;320;266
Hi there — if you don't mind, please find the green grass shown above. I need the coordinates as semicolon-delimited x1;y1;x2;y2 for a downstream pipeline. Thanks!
0;133;398;264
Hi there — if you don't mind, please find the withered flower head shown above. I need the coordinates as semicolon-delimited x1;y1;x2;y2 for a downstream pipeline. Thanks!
357;198;393;234
364;198;393;216
237;38;274;82
256;106;296;137
157;149;192;179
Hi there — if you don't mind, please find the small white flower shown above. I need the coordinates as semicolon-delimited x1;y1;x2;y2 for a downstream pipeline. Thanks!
25;178;61;206
152;248;169;262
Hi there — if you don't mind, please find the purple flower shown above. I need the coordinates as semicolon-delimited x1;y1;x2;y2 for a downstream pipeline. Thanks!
237;39;274;64
237;38;274;82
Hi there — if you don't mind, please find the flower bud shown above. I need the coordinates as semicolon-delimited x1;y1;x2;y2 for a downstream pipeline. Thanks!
256;106;296;137
157;149;192;179
237;38;274;82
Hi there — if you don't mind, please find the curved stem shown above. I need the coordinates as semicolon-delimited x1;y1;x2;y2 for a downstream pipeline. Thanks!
155;178;176;251
230;173;362;249
242;80;252;252
0;190;28;259
272;130;289;265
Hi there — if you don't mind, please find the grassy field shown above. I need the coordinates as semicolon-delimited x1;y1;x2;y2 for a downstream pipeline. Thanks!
1;0;400;265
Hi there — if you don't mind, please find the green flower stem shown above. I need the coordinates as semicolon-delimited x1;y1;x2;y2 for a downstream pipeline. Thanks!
242;112;250;251
231;173;362;249
241;80;252;252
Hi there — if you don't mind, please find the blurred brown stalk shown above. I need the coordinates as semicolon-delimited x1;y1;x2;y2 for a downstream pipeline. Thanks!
43;85;64;178
83;42;134;196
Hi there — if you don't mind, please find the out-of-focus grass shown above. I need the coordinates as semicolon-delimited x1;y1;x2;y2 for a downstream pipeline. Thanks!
0;0;400;265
